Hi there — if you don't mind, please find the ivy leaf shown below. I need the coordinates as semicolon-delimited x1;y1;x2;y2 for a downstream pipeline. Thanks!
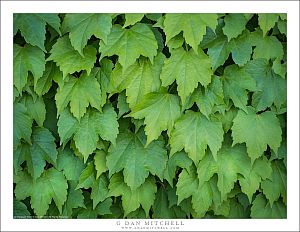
223;14;247;41
123;13;145;27
261;160;286;207
55;70;102;119
99;24;158;70
229;30;252;66
239;157;272;201
176;166;222;218
14;13;61;51
108;173;157;217
57;147;85;181
164;152;193;187
258;14;279;36
73;106;119;162
94;150;108;179
27;127;58;180
153;187;176;218
245;59;286;112
77;198;112;218
91;174;109;209
62;181;86;217
47;36;97;77
76;162;96;189
106;130;167;190
14;168;68;217
207;36;231;71
252;30;283;61
222;65;256;113
251;194;286;218
170;111;223;164
161;47;213;104
14;44;45;94
21;95;46;127
163;13;218;52
232;107;282;163
14;199;31;217
35;62;62;96
62;13;112;55
128;93;181;145
110;53;164;108
13;103;33;148
185;76;224;118
196;142;251;201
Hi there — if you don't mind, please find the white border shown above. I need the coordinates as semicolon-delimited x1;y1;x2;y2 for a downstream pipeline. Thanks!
1;1;299;231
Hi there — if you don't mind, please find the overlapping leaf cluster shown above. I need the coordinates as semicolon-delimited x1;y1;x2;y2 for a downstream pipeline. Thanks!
13;13;287;219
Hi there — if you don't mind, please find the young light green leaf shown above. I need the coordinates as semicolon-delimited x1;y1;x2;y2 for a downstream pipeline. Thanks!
232;107;282;163
163;13;218;52
76;162;96;189
106;130;167;190
111;53;164;108
258;14;279;36
91;175;109;209
47;36;97;77
62;13;112;55
128;93;181;145
21;95;46;127
94;150;108;179
170;111;223;164
123;13;145;27
99;24;158;70
161;47;213;104
55;70;102;119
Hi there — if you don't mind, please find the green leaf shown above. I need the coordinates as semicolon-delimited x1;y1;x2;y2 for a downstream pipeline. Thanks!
161;47;213;104
123;14;145;27
106;130;167;190
251;194;286;218
14;13;61;51
261;160;286;206
62;13;112;55
153;187;176;218
111;53;164;108
223;14;247;41
57;108;79;145
77;198;112;218
239;157;272;201
196;142;251;201
14;44;45;94
21;95;46;127
207;36;231;71
73;105;118;161
129;93;181;145
55;70;102;119
62;181;86;217
14;168;68;217
91;175;109;209
57;147;85;181
222;65;256;113
246;60;286;112
229;30;252;66
99;24;158;70
35;62;62;96
232;107;282;163
27;127;58;179
47;36;97;77
163;13;218;52
258;14;279;36
76;162;96;189
164;151;193;187
94;150;108;179
108;173;157;216
13;103;33;148
252;31;283;61
14;199;31;217
117;92;130;118
186;76;224;118
170;111;223;164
